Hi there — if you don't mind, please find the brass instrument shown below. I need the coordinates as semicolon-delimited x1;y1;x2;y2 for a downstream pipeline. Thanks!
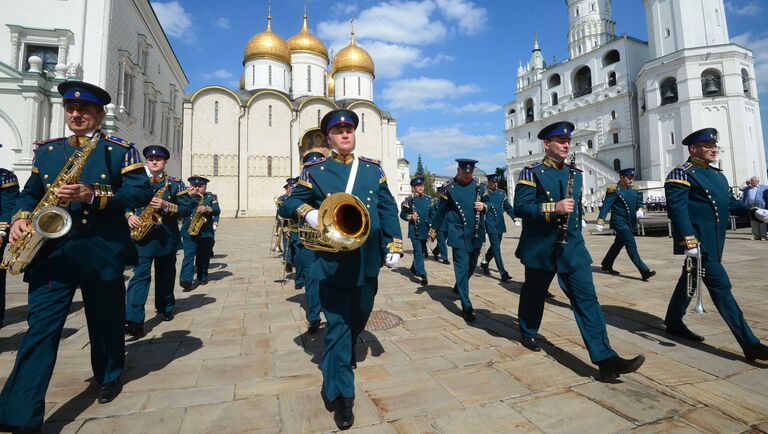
296;192;370;252
188;193;207;236
1;131;99;275
684;249;706;313
130;181;170;241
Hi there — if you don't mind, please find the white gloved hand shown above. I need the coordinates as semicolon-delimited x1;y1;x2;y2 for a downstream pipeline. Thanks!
514;220;521;227
305;210;319;229
213;223;218;231
582;219;587;228
594;224;604;232
684;247;699;257
636;210;645;219
756;209;768;223
385;253;401;268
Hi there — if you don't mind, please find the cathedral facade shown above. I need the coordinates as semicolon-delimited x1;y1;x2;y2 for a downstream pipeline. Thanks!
504;0;764;206
182;14;407;217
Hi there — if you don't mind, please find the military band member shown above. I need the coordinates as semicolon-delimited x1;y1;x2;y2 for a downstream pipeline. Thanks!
0;81;153;431
280;178;298;273
595;168;656;280
429;183;450;264
429;159;488;323
400;177;431;285
0;164;19;329
179;176;220;289
480;173;517;282
664;128;768;360
283;109;403;430
124;145;192;337
514;121;644;379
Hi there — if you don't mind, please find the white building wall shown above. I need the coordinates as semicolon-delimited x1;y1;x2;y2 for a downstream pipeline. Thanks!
290;52;328;98
244;58;291;94
333;71;373;102
644;0;729;59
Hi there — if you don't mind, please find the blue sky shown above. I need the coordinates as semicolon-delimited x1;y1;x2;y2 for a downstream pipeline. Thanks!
153;0;768;177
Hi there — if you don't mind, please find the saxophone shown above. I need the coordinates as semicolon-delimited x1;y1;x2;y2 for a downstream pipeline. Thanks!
188;193;207;236
1;132;100;275
130;180;170;241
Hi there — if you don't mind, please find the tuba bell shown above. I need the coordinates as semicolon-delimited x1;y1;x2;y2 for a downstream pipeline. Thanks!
297;192;370;253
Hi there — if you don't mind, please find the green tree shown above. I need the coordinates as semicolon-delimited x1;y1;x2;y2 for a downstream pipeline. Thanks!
495;167;508;191
423;170;436;196
415;155;426;177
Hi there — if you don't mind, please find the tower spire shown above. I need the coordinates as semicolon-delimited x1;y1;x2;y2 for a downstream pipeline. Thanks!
350;16;356;45
267;0;272;29
533;32;540;51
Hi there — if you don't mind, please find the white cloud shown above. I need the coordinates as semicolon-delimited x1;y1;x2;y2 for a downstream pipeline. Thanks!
413;53;455;68
151;1;194;41
732;31;768;93
726;1;762;16
213;17;231;30
201;69;235;80
435;0;488;35
402;126;499;159
451;102;502;114
331;2;359;15
382;77;480;109
346;41;423;79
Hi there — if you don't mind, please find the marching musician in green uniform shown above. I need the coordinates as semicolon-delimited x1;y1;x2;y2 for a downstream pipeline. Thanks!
179;176;220;289
664;128;768;360
513;121;644;380
0;81;152;431
400;177;431;285
124;145;192;337
480;173;517;282
428;159;489;323
429;182;450;264
283;109;403;430
279;179;297;274
595;168;656;280
0;163;20;328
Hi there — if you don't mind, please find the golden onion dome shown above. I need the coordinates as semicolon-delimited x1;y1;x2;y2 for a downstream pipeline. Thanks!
243;17;291;64
287;15;328;60
331;31;375;77
239;71;245;89
328;75;335;97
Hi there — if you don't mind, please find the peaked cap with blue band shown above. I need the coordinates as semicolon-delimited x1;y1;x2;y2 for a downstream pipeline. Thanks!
58;80;112;106
320;109;359;134
618;168;635;177
188;175;210;185
682;128;718;146
142;145;170;160
487;174;500;182
455;158;478;173
410;176;425;187
538;121;575;140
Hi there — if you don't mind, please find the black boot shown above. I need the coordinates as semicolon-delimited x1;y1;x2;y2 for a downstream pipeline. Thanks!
462;309;476;323
597;355;645;380
180;280;192;291
480;262;490;275
333;398;355;430
601;265;620;275
521;337;541;352
97;379;122;404
666;324;705;342
500;273;512;282
124;322;144;338
640;270;656;281
307;319;321;334
744;342;768;361
421;276;428;286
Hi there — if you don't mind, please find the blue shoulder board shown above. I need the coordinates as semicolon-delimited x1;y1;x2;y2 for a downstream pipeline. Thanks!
525;161;543;170
104;134;133;148
34;137;65;146
679;162;693;172
304;157;326;166
359;156;381;165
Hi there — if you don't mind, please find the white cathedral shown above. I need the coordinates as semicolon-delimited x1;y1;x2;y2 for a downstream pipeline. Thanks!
504;0;765;205
182;13;408;217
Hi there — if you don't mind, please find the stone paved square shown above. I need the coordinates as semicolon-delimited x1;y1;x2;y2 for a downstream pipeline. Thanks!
1;216;767;433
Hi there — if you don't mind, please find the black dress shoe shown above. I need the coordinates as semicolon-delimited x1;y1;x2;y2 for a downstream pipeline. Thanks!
285;264;293;273
97;379;122;404
433;253;439;261
640;270;656;281
163;312;174;321
601;265;620;275
666;325;705;342
500;273;512;282
199;279;208;285
442;259;450;265
307;319;321;333
0;424;41;433
124;322;144;338
597;355;645;380
421;276;428;286
480;262;490;275
180;280;192;291
521;337;541;352
462;309;476;323
744;342;768;361
295;282;304;290
334;397;355;430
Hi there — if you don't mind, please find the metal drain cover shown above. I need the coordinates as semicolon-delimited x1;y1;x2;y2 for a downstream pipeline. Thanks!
365;310;403;331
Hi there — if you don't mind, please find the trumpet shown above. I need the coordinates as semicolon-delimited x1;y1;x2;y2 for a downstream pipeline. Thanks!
684;249;706;313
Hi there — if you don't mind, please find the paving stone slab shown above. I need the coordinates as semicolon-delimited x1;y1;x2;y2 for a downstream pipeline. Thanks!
432;401;540;434
573;380;691;425
675;380;768;425
430;364;531;405
362;375;463;421
510;390;633;434
76;407;185;434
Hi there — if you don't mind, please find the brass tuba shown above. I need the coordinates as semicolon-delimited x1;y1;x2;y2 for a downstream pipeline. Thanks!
297;192;370;252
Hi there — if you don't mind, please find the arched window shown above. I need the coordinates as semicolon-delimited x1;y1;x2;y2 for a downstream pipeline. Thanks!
268;65;272;86
660;77;678;105
358;77;361;95
317;109;321;126
551;92;558;105
608;71;617;87
640;88;646;113
742;68;751;95
213;155;219;176
267;156;273;177
548;74;561;88
701;69;723;97
610;110;616;120
525;98;534;123
602;50;620;67
587;139;593;149
507;108;516;115
251;66;255;86
268;105;272;127
214;101;219;124
307;65;312;92
573;66;592;97
613;158;621;171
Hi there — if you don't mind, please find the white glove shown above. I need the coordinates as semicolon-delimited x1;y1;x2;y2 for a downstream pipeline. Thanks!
636;210;645;219
514;220;521;227
756;209;768;223
305;210;319;229
213;224;218;231
385;253;401;268
684;247;699;257
594;224;604;232
581;219;587;228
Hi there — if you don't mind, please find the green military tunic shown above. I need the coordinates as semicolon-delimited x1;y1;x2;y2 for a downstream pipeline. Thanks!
596;184;650;274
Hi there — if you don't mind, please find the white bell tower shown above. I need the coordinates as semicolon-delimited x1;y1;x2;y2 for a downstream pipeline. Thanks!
566;0;616;59
644;0;729;59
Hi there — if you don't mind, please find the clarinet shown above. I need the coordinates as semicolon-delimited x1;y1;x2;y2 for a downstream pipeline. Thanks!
410;195;420;238
473;177;482;239
557;153;577;244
